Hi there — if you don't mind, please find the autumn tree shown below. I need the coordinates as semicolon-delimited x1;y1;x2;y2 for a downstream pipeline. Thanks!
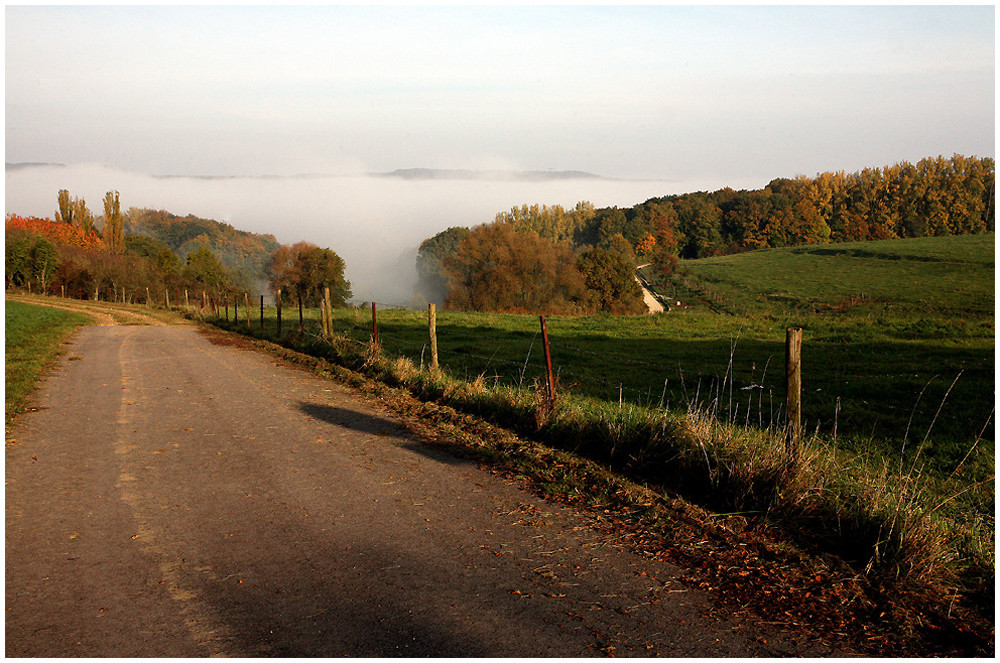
267;242;351;308
444;223;587;314
675;197;723;258
650;246;680;279
182;245;229;289
494;201;597;245
55;189;74;226
103;190;124;253
55;189;94;233
576;247;646;314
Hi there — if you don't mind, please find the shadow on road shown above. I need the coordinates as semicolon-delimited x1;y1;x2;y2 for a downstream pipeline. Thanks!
299;402;403;436
299;401;473;467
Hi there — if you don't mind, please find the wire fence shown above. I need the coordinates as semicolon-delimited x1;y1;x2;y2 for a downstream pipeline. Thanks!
302;301;992;447
26;284;987;446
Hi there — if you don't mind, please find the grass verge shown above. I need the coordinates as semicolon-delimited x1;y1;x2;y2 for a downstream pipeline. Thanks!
198;314;993;656
5;299;92;427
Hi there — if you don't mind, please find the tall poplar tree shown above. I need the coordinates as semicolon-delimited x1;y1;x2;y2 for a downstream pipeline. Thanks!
55;189;94;233
103;190;124;253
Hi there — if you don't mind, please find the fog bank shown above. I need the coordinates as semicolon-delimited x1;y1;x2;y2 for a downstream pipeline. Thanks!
5;164;761;304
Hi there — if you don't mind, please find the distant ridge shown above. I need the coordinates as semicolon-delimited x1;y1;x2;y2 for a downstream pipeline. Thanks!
5;162;66;170
149;169;603;181
6;163;603;181
375;168;601;181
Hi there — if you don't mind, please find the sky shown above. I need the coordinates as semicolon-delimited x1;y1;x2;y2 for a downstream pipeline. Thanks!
4;4;996;304
5;4;995;181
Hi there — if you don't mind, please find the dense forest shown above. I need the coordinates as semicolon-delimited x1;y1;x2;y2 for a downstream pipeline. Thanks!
5;190;349;311
123;208;281;292
417;154;994;313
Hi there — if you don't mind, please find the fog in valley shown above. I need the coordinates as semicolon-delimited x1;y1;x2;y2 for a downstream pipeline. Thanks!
5;163;760;305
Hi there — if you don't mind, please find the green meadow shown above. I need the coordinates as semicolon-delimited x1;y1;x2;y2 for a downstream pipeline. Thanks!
311;236;995;482
5;300;91;425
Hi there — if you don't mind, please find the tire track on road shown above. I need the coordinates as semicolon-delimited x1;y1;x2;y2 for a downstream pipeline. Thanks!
113;327;240;657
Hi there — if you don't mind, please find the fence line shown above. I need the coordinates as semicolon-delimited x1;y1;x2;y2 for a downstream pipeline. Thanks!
17;286;970;444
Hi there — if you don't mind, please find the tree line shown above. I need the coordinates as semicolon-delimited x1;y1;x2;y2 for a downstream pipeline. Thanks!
5;189;351;313
416;154;994;314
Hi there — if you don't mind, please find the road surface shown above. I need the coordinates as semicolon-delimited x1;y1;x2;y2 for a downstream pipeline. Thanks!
7;322;827;656
634;264;666;314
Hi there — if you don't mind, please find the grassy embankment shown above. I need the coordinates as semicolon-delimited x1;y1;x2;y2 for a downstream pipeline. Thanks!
204;234;993;637
5;300;92;426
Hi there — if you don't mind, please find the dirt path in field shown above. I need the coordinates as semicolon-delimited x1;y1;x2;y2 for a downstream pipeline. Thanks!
635;264;666;314
6;320;844;656
5;293;175;326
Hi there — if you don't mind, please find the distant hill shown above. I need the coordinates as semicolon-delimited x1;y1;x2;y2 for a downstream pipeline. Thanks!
374;168;600;181
124;208;280;289
5;162;66;171
146;168;603;181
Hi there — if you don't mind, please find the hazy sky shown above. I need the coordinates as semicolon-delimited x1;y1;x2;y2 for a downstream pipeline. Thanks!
6;4;995;182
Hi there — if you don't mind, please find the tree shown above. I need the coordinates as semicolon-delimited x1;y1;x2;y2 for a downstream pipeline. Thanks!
676;197;724;258
634;233;656;257
56;189;94;233
267;241;352;308
298;244;351;307
594;207;648;249
576;247;646;314
182;245;228;289
650;246;680;279
103;191;124;253
444;223;587;314
30;238;61;292
55;189;74;226
125;234;180;274
415;226;472;303
5;233;33;287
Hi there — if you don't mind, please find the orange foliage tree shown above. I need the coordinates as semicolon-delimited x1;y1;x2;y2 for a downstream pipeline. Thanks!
6;214;105;251
444;223;588;314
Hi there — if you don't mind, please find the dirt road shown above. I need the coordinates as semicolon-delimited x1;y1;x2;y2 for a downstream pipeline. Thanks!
6;322;829;656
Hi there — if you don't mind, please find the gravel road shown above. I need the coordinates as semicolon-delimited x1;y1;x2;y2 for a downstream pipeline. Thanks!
6;323;830;656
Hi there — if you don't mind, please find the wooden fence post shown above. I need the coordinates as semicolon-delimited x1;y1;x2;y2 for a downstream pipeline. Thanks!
165;289;170;308
539;315;556;406
245;292;251;330
324;287;332;340
428;303;439;371
185;289;189;309
276;289;282;337
298;296;304;335
371;302;379;348
260;294;264;330
146;286;150;306
320;298;328;339
785;327;803;458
